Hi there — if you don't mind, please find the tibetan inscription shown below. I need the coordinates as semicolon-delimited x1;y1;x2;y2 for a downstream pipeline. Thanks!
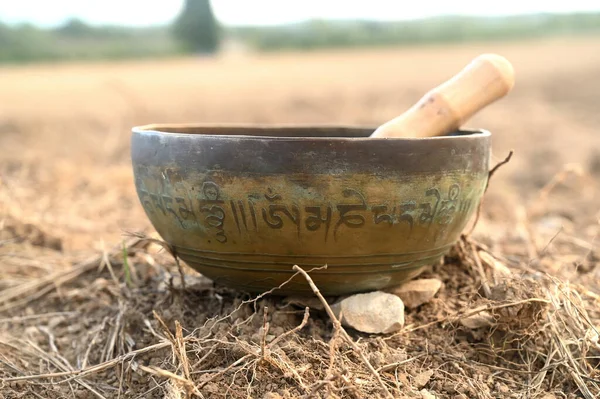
136;173;477;245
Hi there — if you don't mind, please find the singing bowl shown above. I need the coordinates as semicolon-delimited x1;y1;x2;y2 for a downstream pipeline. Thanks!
131;124;490;296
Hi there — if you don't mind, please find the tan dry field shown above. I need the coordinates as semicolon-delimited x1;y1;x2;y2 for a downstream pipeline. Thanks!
1;36;600;398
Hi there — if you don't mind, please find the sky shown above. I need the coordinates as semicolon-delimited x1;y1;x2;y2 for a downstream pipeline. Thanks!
1;0;599;28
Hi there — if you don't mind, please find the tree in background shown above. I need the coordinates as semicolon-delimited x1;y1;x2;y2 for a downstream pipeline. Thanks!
172;0;220;54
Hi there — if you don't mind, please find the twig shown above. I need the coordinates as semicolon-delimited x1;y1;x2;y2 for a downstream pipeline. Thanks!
261;306;269;360
2;341;173;382
174;257;186;290
394;297;552;336
292;264;394;399
99;240;120;286
82;318;107;370
175;320;191;381
325;306;344;398
23;336;107;399
138;365;204;398
376;354;427;373
190;346;217;370
467;150;514;235
0;311;78;324
0;237;144;312
549;320;596;399
486;150;514;192
268;307;310;348
196;354;254;389
153;310;176;342
470;242;492;298
537;163;585;205
303;374;340;399
103;303;125;362
455;298;551;322
198;265;327;337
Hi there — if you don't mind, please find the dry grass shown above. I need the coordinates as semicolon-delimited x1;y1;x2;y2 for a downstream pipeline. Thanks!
1;36;600;398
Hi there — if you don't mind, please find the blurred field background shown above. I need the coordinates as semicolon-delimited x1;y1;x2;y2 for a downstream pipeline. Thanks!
1;1;600;398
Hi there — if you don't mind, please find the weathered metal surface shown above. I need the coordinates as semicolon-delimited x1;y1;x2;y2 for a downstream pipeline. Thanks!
131;124;490;295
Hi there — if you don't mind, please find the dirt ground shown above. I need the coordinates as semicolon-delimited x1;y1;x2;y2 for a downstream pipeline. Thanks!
1;36;599;398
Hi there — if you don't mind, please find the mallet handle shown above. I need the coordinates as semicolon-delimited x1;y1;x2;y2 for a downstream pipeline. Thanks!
371;54;515;138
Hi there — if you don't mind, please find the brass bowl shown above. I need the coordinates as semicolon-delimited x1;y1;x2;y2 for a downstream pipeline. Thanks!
131;124;490;296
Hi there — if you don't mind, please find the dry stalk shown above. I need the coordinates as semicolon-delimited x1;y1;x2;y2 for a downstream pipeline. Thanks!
454;297;551;322
376;354;427;373
0;236;146;312
268;306;310;348
195;265;327;339
469;241;492;298
292;264;394;399
2;340;174;383
535;163;587;208
150;297;313;395
175;321;192;381
0;311;78;324
303;373;341;399
138;365;204;398
19;336;107;399
326;309;342;398
196;354;254;389
477;250;512;284
99;240;120;286
103;302;125;362
261;306;269;360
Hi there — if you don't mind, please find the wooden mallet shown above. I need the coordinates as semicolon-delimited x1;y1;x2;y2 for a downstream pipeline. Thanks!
371;53;515;138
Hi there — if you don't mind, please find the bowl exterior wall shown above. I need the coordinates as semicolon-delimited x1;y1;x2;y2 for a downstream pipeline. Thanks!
131;126;490;295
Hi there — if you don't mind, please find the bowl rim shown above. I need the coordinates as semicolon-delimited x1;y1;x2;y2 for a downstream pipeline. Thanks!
132;123;491;142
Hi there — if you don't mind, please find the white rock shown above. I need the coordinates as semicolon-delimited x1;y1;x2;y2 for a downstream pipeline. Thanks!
330;291;405;334
387;279;443;309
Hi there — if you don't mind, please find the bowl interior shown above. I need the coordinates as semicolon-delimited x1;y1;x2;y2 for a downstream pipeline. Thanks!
133;123;485;140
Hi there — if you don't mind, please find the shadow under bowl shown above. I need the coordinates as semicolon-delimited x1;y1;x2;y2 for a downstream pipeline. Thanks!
131;123;490;296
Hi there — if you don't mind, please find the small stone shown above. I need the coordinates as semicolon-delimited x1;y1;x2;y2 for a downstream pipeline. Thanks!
387;279;443;308
157;273;212;292
478;251;512;282
420;389;437;399
24;326;39;337
283;295;325;311
330;291;405;334
459;311;495;329
585;326;599;346
414;369;434;388
496;382;510;393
